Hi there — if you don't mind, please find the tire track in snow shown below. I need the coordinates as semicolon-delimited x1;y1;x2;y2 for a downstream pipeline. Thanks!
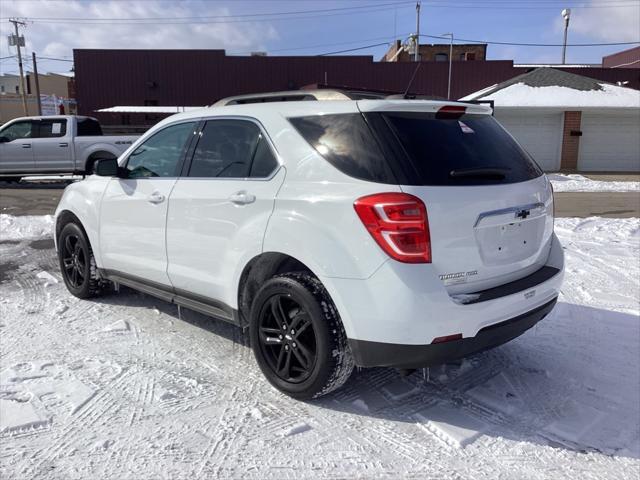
19;368;132;478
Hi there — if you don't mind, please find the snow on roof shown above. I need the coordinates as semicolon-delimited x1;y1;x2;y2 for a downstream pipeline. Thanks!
460;67;640;108
96;106;203;113
461;82;640;108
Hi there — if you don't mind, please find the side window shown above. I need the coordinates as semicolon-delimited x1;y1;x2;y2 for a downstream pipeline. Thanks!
36;120;67;138
249;134;278;178
125;122;196;178
0;121;33;142
189;120;263;178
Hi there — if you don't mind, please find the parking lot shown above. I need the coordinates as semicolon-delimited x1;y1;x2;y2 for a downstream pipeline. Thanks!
2;176;639;218
1;178;639;479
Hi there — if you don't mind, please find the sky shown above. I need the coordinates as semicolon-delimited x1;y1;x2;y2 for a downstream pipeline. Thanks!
0;0;639;76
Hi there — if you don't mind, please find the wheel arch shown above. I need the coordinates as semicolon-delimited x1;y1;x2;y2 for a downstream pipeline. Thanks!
55;209;83;242
237;252;317;326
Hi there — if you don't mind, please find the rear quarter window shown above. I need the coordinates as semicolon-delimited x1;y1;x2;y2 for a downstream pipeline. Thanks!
288;114;396;184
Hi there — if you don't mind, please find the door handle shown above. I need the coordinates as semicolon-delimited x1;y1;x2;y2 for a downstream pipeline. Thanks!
229;191;256;205
59;143;68;147
21;144;31;149
147;192;165;204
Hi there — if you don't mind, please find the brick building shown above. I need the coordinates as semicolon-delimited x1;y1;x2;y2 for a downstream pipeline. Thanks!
602;46;640;69
381;40;487;62
72;49;639;129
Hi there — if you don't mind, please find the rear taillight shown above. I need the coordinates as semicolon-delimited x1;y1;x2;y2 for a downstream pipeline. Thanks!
354;193;431;263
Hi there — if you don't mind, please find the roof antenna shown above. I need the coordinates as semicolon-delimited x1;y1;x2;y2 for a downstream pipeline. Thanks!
403;61;422;98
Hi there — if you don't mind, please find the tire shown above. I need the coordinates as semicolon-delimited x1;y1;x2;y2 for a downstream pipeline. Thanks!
249;272;354;400
57;222;102;299
2;177;21;183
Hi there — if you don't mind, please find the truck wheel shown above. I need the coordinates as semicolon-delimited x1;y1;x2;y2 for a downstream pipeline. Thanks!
57;222;102;299
2;177;21;183
250;272;354;400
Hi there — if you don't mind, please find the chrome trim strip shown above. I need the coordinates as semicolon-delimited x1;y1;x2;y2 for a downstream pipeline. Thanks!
474;202;545;228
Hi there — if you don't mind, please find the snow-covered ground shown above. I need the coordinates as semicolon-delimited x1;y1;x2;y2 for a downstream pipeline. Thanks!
1;215;639;479
549;174;640;193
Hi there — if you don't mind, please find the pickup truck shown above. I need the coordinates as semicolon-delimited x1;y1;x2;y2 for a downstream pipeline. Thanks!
0;115;139;181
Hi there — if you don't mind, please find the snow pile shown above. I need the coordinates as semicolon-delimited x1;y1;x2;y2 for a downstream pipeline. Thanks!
0;214;54;241
549;174;640;192
467;82;640;108
555;217;640;314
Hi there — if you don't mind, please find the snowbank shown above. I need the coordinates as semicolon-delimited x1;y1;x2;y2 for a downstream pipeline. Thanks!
0;214;54;241
549;174;640;192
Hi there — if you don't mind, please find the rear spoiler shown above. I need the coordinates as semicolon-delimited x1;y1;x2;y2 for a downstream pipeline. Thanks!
466;100;495;116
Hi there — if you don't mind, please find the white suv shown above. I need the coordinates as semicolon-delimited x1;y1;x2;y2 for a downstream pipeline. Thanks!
54;91;564;399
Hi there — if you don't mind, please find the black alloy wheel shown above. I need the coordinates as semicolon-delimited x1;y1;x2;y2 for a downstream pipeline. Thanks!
57;222;102;299
250;273;354;399
258;294;317;383
61;233;87;289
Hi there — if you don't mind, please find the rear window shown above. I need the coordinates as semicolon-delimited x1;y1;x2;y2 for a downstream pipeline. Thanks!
77;118;103;136
289;111;543;186
375;111;543;186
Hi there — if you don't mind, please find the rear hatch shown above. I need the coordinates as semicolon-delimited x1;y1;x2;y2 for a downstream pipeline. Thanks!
358;101;554;294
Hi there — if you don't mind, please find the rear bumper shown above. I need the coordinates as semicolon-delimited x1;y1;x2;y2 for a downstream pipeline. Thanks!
349;297;557;368
321;232;564;354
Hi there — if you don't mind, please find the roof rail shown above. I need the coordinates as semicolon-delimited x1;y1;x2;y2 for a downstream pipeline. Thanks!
212;89;353;106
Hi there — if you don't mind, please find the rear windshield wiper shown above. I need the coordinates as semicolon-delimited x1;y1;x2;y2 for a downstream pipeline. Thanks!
449;167;510;179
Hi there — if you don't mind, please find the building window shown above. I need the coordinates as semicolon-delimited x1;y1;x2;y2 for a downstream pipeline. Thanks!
15;85;19;93
0;85;4;93
460;53;466;61
435;53;448;62
466;52;476;61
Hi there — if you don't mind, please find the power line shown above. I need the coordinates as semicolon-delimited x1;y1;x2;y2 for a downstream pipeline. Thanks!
0;1;414;23
420;34;640;47
231;34;411;55
34;56;74;62
4;0;638;24
421;3;639;10
318;42;394;56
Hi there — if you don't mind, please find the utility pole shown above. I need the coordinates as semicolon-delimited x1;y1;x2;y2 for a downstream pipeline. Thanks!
9;19;28;115
443;33;453;99
32;52;42;115
561;9;571;64
414;1;421;62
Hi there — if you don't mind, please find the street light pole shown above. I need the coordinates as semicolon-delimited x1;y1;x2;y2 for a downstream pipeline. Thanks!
561;9;571;64
443;33;453;99
414;1;421;62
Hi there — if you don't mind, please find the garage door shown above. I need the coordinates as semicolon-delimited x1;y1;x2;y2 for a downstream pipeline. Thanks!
494;112;563;171
578;112;640;172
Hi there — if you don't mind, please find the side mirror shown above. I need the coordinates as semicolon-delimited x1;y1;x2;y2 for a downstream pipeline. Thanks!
94;158;119;177
0;136;10;144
